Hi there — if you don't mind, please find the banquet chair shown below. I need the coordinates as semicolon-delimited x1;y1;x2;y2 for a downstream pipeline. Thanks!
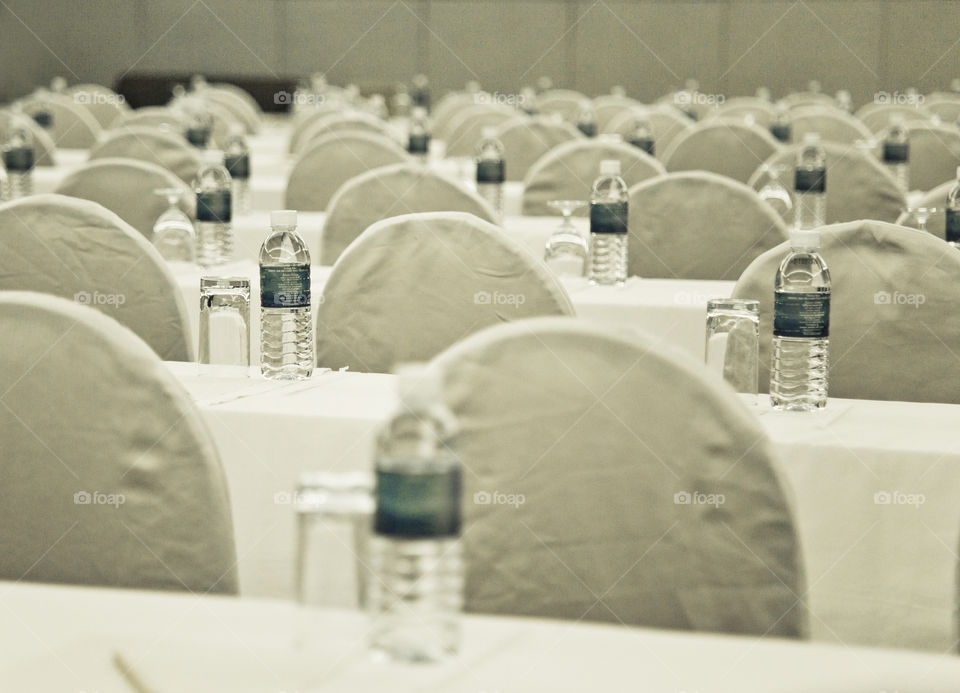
285;131;411;211
788;107;874;145
749;142;905;224
433;317;806;637
0;110;57;166
923;94;960;124
712;97;778;128
854;103;929;134
20;93;102;148
537;89;589;122
0;291;236;594
65;83;128;128
315;212;573;373
732;220;960;404
202;99;242;149
430;93;482;140
606;105;693;158
782;91;836;110
593;95;644;131
201;87;260;134
896;178;953;240
119;107;188;133
494;116;582;181
628;171;789;280
904;123;960;192
522;139;665;216
662;120;781;184
656;92;715;121
321;162;497;264
54;158;192;240
291;112;394;154
210;82;262;117
88;126;202;184
443;106;521;158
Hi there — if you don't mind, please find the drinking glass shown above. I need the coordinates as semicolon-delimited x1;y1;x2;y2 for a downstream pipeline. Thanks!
901;206;939;233
705;298;759;401
199;277;250;366
756;164;794;218
152;188;196;264
544;199;589;278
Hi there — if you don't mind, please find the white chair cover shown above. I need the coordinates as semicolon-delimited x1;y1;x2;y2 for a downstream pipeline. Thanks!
905;123;960;192
119;107;188;133
285;131;411;211
202;87;260;134
210;82;263;116
0;110;56;166
21;93;102;148
782;92;836;110
65;83;129;128
54;158;192;240
493;116;582;181
433;317;805;637
522;139;665;216
321;162;498;264
315;212;573;373
593;95;645;131
0;291;235;593
713;97;778;127
656;92;716;121
443;106;521;158
923;94;960;123
895;179;953;240
292;112;393;154
0;195;192;361
537;89;589;122
733;220;960;403
662;120;781;183
431;93;482;141
788;106;874;144
606;105;693;158
628;171;789;279
854;103;930;134
88;126;201;184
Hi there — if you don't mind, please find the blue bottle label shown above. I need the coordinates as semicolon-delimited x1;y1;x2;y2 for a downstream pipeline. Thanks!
31;111;53;129
795;167;826;194
186;126;211;147
774;292;830;339
260;264;310;308
408;133;430;154
946;209;960;243
2;147;34;172
224;153;250;180
883;142;909;164
577;122;597;138
770;123;791;143
590;201;628;235
476;160;504;184
374;466;461;538
629;137;655;156
196;190;232;223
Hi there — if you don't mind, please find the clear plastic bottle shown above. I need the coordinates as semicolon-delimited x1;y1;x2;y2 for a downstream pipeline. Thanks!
260;209;314;380
194;151;234;266
576;100;597;137
475;126;505;220
793;133;827;230
770;229;831;411
368;364;462;663
588;159;629;286
627;115;655;157
50;76;68;94
411;74;430;111
520;86;537;115
882;115;910;192
184;103;213;149
223;128;251;216
770;103;791;144
407;107;431;162
946;166;960;249
755;86;772;102
2;126;34;199
835;89;854;114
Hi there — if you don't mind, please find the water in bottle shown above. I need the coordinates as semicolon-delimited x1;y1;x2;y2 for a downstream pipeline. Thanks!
946;166;960;249
835;89;854;114
793;133;826;230
576;100;597;137
770;229;831;411
627;115;655;156
588;159;629;286
368;364;462;663
770;104;791;143
223;128;251;215
184;103;213;149
194;151;234;266
411;74;430;110
260;209;314;380
882;115;910;192
475;126;505;220
408;107;431;162
2;126;34;199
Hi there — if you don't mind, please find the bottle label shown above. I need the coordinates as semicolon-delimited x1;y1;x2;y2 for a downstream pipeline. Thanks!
770;123;791;143
795;167;826;194
374;466;461;538
577;123;597;138
946;209;960;243
224;153;250;180
2;147;34;172
31;111;53;129
630;137;655;156
196;190;232;223
186;126;211;147
883;142;909;164
590;201;628;235
476;159;504;184
408;133;430;154
260;264;310;308
774;292;830;339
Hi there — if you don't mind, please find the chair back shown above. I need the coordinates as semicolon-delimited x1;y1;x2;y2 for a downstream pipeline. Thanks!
662;120;781;183
494;116;582;181
88;126;201;184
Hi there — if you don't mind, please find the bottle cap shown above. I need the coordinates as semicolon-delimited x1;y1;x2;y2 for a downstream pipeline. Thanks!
791;228;821;249
271;209;297;227
481;126;498;140
395;362;442;411
600;159;621;176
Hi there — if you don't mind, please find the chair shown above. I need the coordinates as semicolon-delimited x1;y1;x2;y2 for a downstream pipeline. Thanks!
923;94;960;124
749;142;905;225
662;120;781;184
285;131;411;211
0;110;57;166
202;87;260;134
119;107;188;133
593;95;644;131
628;172;789;280
320;162;498;264
88;126;201;184
443;106;520;158
0;291;235;593
430;93;481;141
896;179;953;240
732;220;960;404
854;103;930;134
522;139;665;216
788;107;874;145
606;105;693;158
315;212;573;373
0;195;192;361
65;83;129;128
905;123;960;192
291;111;393;155
494;116;582;181
537;89;589;122
782;91;836;110
713;97;778;128
20;93;102;148
433;317;805;636
656;92;716;121
210;82;263;117
54;158;192;240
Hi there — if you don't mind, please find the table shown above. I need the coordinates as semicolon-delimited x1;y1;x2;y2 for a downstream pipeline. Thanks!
2;580;958;692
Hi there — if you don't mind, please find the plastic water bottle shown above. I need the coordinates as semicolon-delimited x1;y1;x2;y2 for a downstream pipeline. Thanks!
520;87;537;115
770;229;831;411
882;115;910;192
408;107;431;162
770;104;791;143
576;100;597;137
475;127;505;220
184;104;213;149
2;126;34;199
368;364;462;663
411;74;430;111
588;159;629;286
627;115;655;156
223;128;251;215
793;133;826;230
260;210;314;380
194;151;234;266
835;89;854;114
946;166;960;249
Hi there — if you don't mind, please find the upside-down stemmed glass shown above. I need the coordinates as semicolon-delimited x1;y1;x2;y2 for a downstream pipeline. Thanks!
755;163;794;219
544;199;589;278
902;206;940;234
151;187;196;264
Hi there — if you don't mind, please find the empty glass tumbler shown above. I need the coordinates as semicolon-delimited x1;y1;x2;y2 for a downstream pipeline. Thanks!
199;277;251;367
705;298;760;401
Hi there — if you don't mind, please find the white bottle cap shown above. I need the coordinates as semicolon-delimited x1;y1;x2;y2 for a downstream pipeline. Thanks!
600;159;621;176
395;362;442;411
801;132;821;145
271;209;297;227
791;228;821;249
481;126;498;140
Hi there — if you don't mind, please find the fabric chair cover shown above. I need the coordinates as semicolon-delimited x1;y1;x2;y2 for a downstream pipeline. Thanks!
431;93;482;141
20;93;102;148
733;220;960;403
0;291;235;593
895;179;953;240
211;82;263;116
628;171;789;279
288;109;373;153
788;106;874;144
285;131;411;211
522;139;665;216
433;317;805;637
662;120;781;183
905;123;960;192
54;158;192;240
748;142;905;224
782;92;835;110
607;105;693;158
593;95;644;131
292;112;394;154
65;84;129;128
88;126;201;184
854;103;930;134
923;95;960;124
202;87;260;134
537;89;589;122
0;195;192;361
713;97;778;127
494;116;582;182
656;93;716;121
443;106;520;158
119;107;188;133
321;163;498;264
315;212;573;373
203;100;240;150
0;110;56;166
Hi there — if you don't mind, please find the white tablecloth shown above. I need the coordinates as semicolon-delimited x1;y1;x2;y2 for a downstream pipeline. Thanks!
3;580;958;692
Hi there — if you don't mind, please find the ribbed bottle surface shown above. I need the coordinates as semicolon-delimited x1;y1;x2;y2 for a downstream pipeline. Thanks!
259;225;313;380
